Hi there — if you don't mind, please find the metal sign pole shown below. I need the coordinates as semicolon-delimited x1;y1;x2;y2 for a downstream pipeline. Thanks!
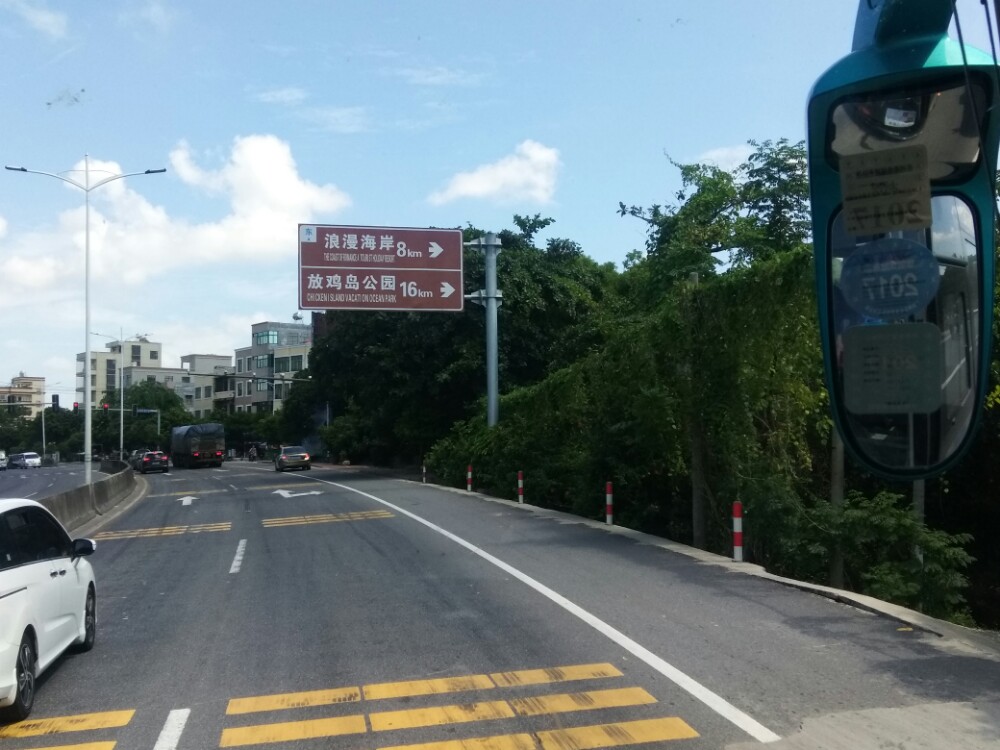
464;233;503;427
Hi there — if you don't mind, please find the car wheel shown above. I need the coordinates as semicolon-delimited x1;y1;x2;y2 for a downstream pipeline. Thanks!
73;587;96;652
0;633;36;723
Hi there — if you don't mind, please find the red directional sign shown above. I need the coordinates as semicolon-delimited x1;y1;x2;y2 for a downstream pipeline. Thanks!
298;224;464;311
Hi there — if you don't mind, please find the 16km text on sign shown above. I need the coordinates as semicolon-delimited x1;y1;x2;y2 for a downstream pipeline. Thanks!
298;224;464;312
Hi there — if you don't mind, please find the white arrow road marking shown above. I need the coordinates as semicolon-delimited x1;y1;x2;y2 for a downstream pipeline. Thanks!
440;281;455;298
273;489;323;498
178;495;198;506
428;241;444;258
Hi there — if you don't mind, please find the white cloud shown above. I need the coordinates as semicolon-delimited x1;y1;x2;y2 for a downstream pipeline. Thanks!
254;87;308;106
428;140;560;206
302;106;369;134
697;144;754;173
394;66;482;87
119;0;175;34
1;0;67;38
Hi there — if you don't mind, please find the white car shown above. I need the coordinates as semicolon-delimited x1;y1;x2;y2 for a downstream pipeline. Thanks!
9;453;41;469
0;498;96;723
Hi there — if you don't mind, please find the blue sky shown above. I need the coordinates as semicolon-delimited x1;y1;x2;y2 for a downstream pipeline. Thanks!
0;1;991;399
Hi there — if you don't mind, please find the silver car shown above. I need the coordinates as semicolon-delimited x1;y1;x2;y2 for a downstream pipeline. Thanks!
274;445;311;472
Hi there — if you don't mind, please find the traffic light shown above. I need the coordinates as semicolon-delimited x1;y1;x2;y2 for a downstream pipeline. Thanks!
132;404;138;417
807;2;1000;478
52;394;59;411
73;402;79;413
103;403;109;412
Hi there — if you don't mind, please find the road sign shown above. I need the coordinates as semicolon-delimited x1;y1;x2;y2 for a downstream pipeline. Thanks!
298;224;464;311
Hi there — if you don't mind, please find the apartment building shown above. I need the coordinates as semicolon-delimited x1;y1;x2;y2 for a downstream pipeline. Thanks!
219;321;312;415
77;337;162;407
1;374;46;418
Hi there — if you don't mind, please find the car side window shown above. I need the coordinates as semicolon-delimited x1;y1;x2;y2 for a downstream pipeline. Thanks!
0;512;27;570
13;508;71;562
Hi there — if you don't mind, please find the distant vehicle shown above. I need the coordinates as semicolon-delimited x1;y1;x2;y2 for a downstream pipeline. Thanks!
275;445;310;472
137;450;169;474
128;449;150;471
0;498;96;722
9;453;41;469
0;451;6;471
170;423;225;468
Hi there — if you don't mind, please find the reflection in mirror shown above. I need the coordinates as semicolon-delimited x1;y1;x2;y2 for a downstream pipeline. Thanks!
829;195;979;472
829;76;987;182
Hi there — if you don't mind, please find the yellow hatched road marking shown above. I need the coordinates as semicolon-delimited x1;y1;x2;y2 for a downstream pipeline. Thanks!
6;744;117;750
227;686;361;715
536;717;699;748
262;510;393;528
219;714;366;747
364;674;496;701
225;664;625;716
0;709;134;737
491;663;623;687
509;687;657;716
94;522;231;540
377;718;698;750
370;700;516;732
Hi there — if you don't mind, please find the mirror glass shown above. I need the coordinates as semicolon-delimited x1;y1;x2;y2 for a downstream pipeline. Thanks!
828;194;980;472
828;76;987;182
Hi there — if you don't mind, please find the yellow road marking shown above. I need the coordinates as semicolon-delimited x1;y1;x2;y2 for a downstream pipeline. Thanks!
377;718;698;750
491;663;623;687
219;714;366;747
0;709;134;737
536;717;699;748
370;700;516;732
227;686;361;715
227;664;625;716
94;522;231;540
6;744;117;750
380;735;536;750
262;510;393;528
509;687;656;716
364;674;496;701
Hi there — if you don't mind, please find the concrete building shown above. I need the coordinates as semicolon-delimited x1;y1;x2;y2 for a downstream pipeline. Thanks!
1;374;46;418
78;338;232;418
218;321;312;415
78;337;162;407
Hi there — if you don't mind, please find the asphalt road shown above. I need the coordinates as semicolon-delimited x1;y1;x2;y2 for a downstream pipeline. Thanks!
1;463;998;749
0;463;101;501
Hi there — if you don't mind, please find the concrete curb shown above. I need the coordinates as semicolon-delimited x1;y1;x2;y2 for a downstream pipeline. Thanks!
399;476;1000;659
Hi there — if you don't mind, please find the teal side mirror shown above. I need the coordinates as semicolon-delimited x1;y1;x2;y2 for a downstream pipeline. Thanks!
808;31;999;479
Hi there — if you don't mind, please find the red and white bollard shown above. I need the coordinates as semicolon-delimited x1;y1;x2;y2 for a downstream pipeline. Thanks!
422;464;426;484
733;501;744;562
467;464;473;492
605;482;613;525
517;470;524;504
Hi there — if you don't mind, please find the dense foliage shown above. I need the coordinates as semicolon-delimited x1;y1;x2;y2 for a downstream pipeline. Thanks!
293;139;998;625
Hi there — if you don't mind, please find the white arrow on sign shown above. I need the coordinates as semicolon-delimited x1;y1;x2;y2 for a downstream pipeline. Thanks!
273;489;322;498
440;281;455;298
178;495;198;506
428;242;444;259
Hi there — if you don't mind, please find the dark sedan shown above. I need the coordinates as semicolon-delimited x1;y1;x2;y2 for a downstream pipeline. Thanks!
137;451;170;474
274;446;310;472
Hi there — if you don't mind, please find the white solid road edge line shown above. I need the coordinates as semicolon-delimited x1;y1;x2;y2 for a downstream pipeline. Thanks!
230;539;247;574
319;478;782;744
153;708;191;750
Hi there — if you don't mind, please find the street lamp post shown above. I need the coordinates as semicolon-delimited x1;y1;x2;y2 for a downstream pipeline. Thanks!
6;156;165;485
